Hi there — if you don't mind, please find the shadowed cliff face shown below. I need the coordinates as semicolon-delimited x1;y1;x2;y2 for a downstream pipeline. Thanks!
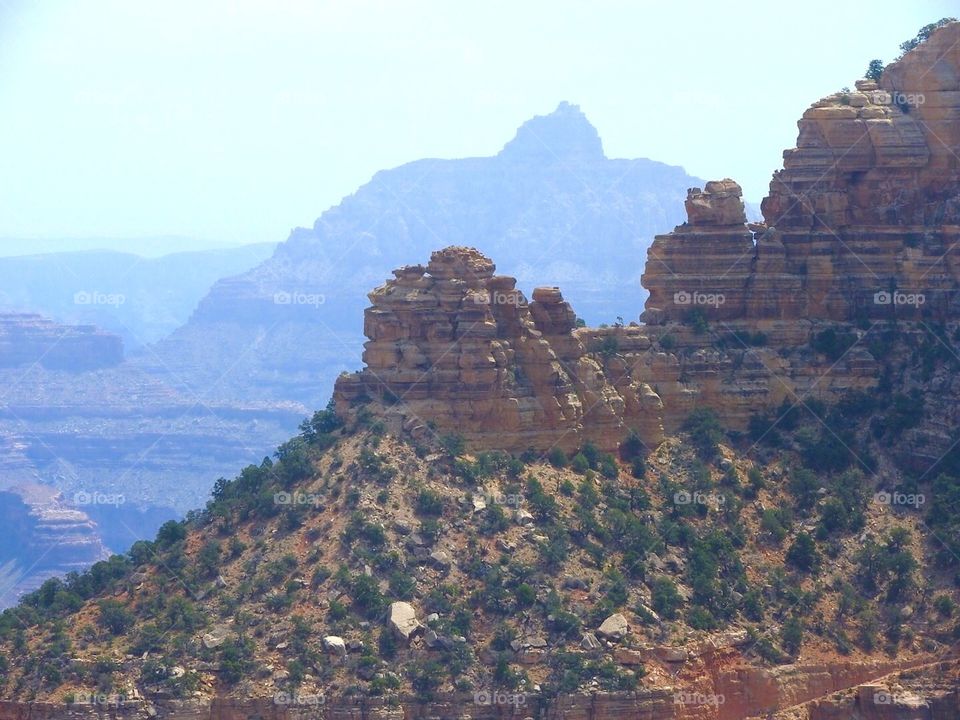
0;485;110;606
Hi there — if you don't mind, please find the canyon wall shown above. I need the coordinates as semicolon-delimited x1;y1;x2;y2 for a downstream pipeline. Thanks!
0;659;940;720
645;20;960;327
0;484;111;599
336;22;960;446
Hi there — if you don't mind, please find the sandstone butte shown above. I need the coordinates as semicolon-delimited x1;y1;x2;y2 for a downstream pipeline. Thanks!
335;21;960;463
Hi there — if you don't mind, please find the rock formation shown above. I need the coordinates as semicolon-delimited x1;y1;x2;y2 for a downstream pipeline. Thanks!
645;22;960;327
0;105;700;597
156;102;700;411
334;247;664;452
337;22;960;448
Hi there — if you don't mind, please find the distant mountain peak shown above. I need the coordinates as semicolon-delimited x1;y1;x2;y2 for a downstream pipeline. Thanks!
499;101;605;162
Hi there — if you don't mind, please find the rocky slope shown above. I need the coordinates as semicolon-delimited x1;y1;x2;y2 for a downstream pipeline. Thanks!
0;416;956;715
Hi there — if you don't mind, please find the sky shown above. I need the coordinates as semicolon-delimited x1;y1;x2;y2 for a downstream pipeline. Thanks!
0;0;955;254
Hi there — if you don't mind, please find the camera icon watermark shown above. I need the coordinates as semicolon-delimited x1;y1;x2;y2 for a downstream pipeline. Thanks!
73;290;125;307
674;490;725;507
73;490;126;507
874;290;925;307
868;90;925;107
673;290;724;307
273;691;325;707
273;291;325;308
872;691;912;705
274;491;322;506
673;692;725;707
873;490;924;508
484;491;523;508
474;691;526;707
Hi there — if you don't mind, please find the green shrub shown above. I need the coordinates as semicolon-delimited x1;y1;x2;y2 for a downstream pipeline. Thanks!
935;594;956;618
811;328;857;361
351;574;386;619
571;453;590;474
687;605;718;630
547;448;568;468
781;617;804;655
97;600;134;636
683;408;725;459
438;433;465;457
786;533;820;573
760;508;793;544
219;636;255;684
651;577;682;620
415;488;444;517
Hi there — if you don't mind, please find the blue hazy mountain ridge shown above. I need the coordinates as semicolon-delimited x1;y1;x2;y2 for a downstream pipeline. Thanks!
0;243;276;349
149;102;704;410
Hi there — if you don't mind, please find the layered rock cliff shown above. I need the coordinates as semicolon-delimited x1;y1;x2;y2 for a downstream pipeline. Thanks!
334;246;664;452
0;484;110;602
645;21;960;327
335;22;960;449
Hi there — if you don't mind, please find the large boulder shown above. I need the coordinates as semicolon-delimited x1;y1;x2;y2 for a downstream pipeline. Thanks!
597;613;629;640
201;624;231;649
684;179;746;226
388;601;423;641
322;636;346;656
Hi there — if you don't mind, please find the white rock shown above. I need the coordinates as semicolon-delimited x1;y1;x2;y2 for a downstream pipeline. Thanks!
201;625;230;649
597;613;629;640
581;633;602;651
388;601;423;640
322;636;346;656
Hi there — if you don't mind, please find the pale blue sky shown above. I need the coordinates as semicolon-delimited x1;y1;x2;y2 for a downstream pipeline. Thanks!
0;0;955;252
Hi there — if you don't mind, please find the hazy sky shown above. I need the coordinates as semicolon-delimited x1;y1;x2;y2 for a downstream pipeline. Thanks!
0;0;955;252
